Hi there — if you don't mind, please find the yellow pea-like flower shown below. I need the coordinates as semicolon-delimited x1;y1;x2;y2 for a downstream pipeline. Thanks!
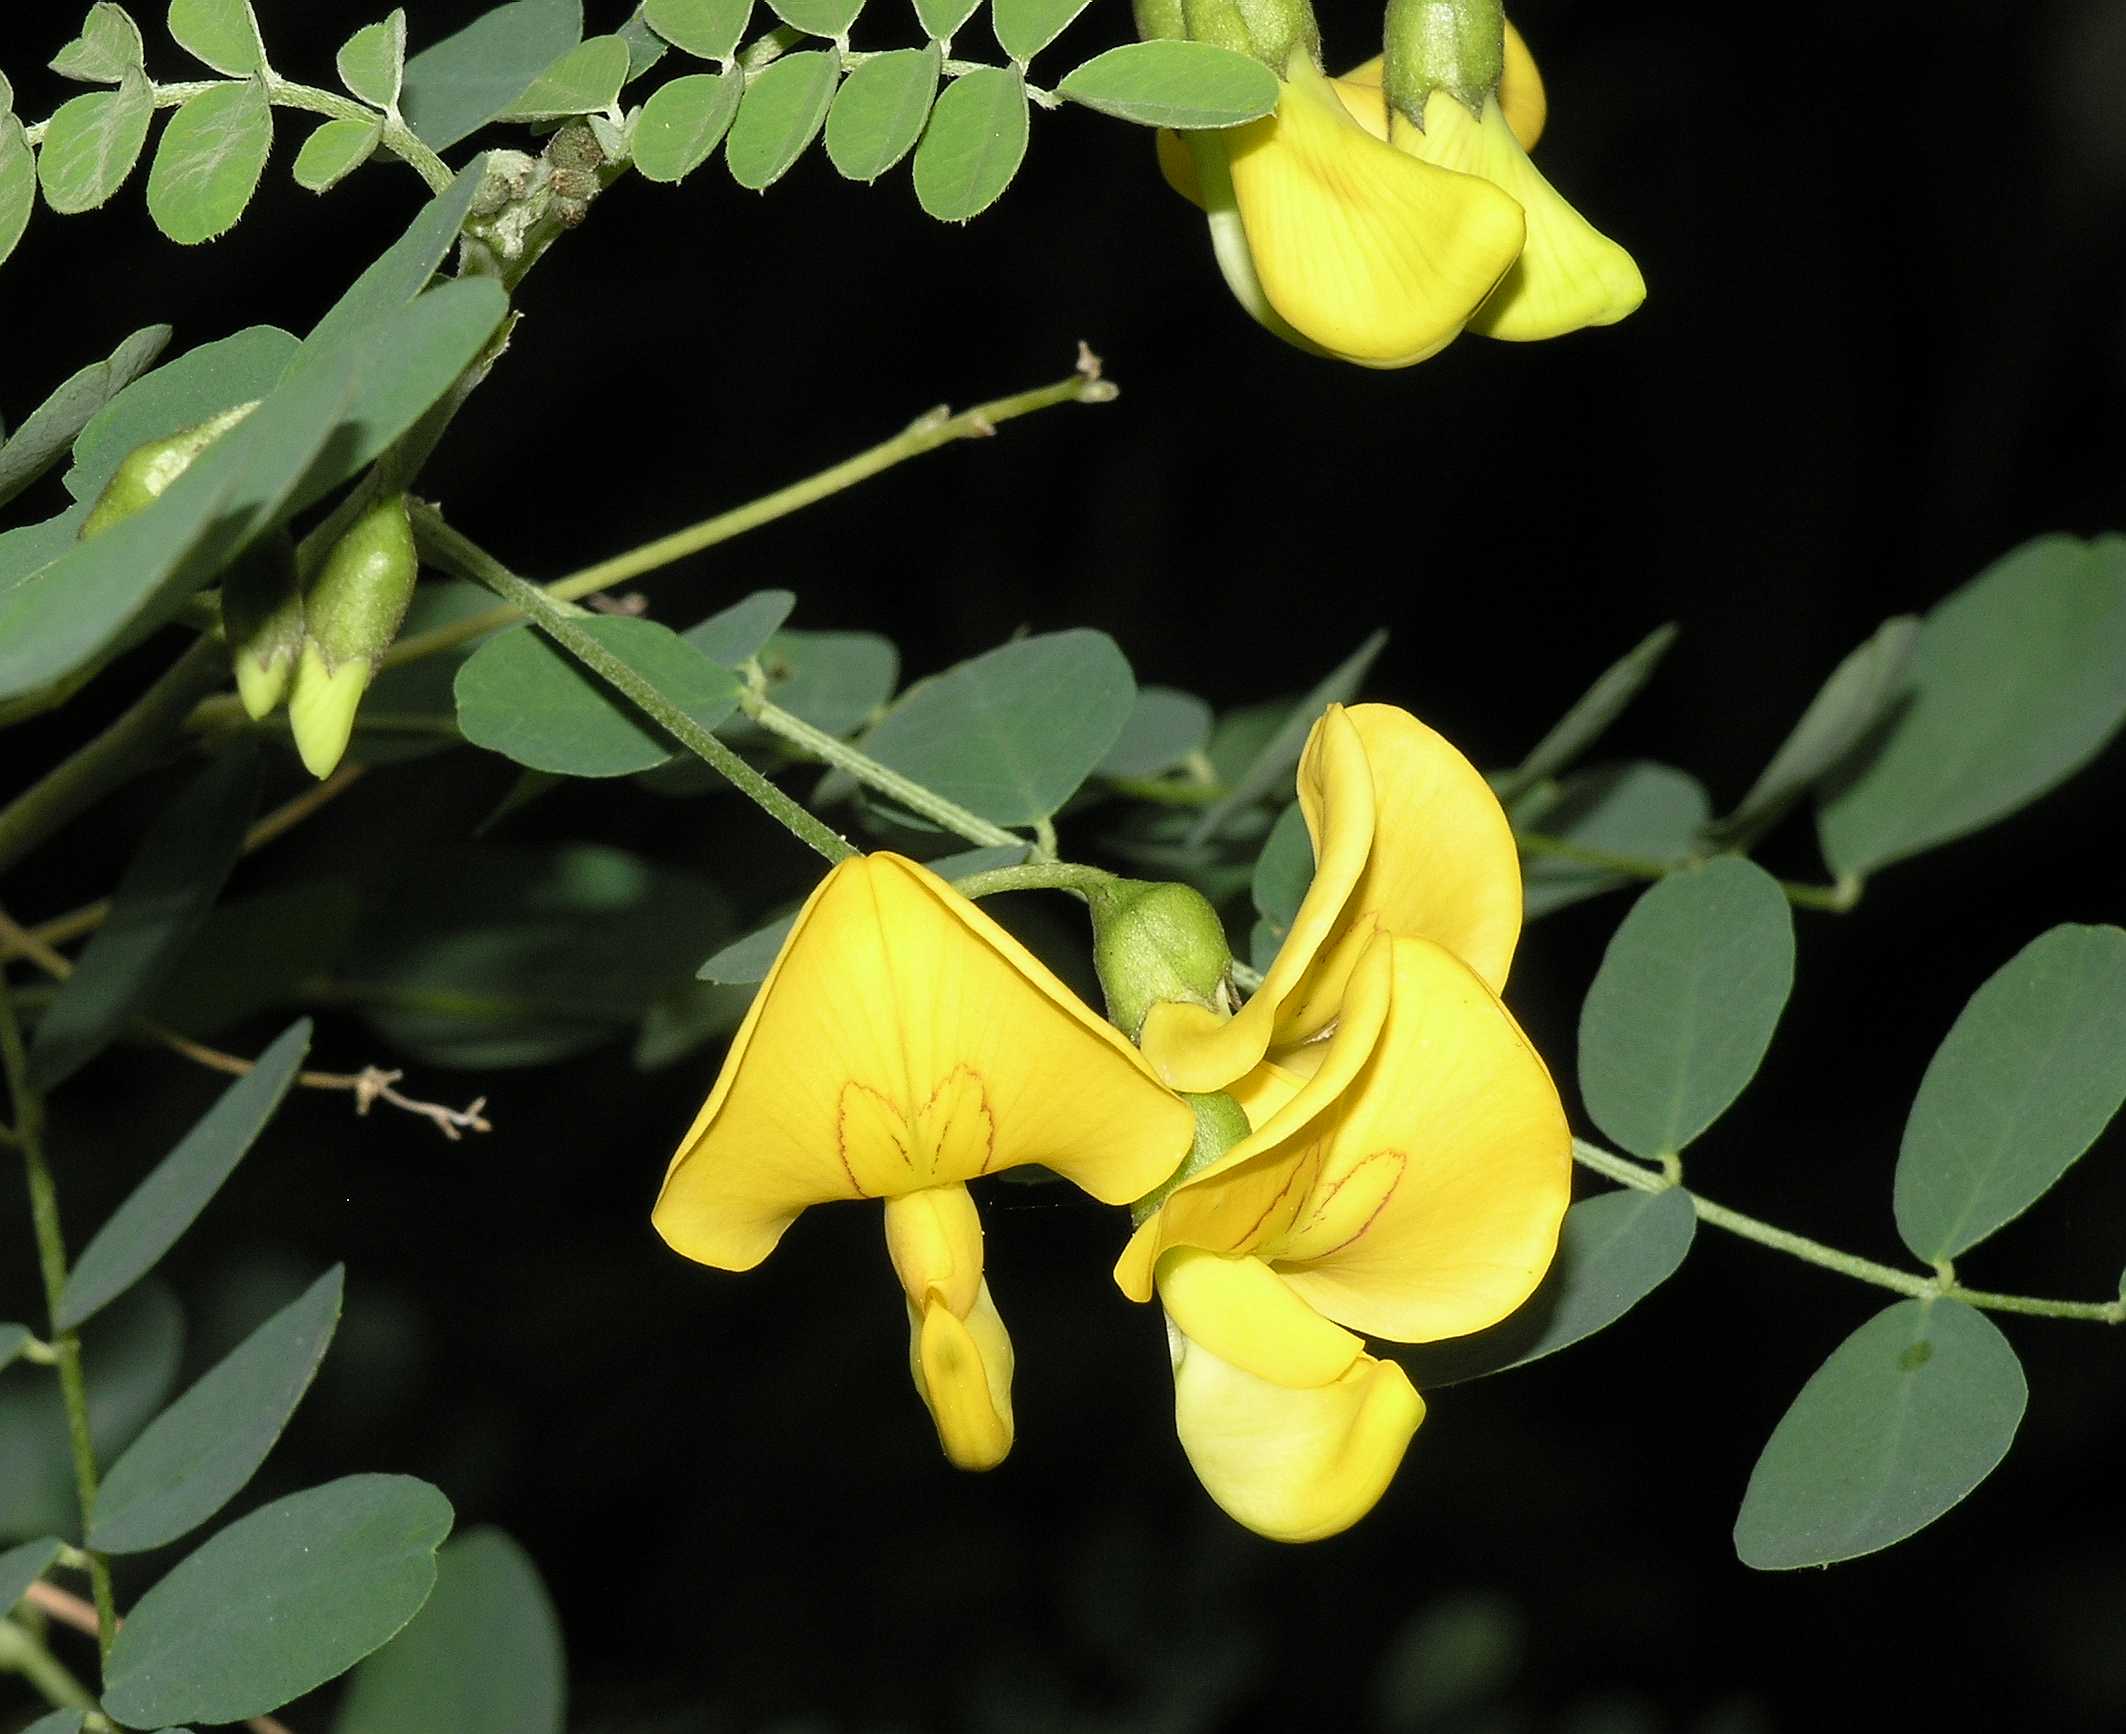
1140;702;1523;1094
1119;933;1571;1540
653;852;1195;1470
1169;55;1526;369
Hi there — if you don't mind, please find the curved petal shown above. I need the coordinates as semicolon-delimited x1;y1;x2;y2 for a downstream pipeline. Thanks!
1289;703;1522;1007
1170;1317;1424;1542
1335;17;1545;151
1140;705;1375;1093
884;1182;984;1318
1115;947;1394;1302
1392;95;1643;340
1227;61;1525;369
1157;125;1202;207
907;1278;1014;1471
1158;1247;1365;1386
654;853;1193;1270
1267;936;1571;1344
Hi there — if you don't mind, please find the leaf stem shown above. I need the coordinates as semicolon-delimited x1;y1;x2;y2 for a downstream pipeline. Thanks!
379;354;1119;671
1572;1138;2124;1323
953;861;1116;901
0;965;118;1657
410;506;856;864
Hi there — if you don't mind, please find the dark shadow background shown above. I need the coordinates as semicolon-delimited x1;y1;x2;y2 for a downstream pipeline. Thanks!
6;0;2126;1728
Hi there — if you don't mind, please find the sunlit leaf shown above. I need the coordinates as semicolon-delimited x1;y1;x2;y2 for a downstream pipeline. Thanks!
167;0;267;76
1817;535;2126;877
913;0;981;40
0;116;33;268
102;1474;454;1726
912;66;1026;221
29;746;263;1092
499;34;631;119
644;0;751;60
991;0;1092;61
91;1267;343;1553
1578;858;1794;1161
1734;1300;2024;1569
768;0;861;34
332;1528;566;1734
50;4;147;83
824;46;938;182
37;72;154;213
1057;40;1279;128
632;70;742;182
293;115;382;192
724;48;839;190
146;78;274;243
338;10;408;109
1894;925;2126;1263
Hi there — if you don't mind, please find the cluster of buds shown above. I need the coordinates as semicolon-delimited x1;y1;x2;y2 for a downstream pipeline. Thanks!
81;417;419;780
1144;0;1644;365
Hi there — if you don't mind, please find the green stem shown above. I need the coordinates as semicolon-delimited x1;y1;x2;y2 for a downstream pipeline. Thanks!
740;693;1023;851
1516;832;1861;913
411;507;855;864
953;861;1117;901
1572;1138;2124;1324
0;972;118;1658
0;1618;100;1715
24;76;450;191
380;363;1117;672
0;635;227;876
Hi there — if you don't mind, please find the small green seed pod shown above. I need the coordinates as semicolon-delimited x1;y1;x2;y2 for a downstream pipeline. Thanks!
80;402;258;540
219;531;305;721
286;492;419;780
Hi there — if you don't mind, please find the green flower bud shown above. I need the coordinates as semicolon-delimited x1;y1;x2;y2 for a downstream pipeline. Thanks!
1132;1090;1253;1225
1382;0;1505;121
79;402;258;540
219;531;304;721
1135;0;1185;41
1087;877;1234;1042
287;492;418;779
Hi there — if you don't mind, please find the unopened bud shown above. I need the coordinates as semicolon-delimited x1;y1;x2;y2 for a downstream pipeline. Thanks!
1088;878;1234;1041
80;402;258;539
287;492;418;779
220;532;304;720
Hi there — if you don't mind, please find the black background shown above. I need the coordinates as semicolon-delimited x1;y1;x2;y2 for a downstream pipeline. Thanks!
5;1;2126;1729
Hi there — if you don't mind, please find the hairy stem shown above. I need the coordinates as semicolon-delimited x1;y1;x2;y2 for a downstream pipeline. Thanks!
1572;1139;2123;1323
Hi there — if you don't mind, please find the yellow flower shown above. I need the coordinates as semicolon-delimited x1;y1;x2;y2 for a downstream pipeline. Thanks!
653;852;1195;1470
1167;53;1526;368
1118;933;1571;1540
1140;702;1523;1094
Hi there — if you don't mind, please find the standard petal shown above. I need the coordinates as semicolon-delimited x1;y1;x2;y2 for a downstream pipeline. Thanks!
1170;1319;1424;1542
1140;704;1376;1093
907;1278;1014;1471
654;853;1192;1270
1393;94;1643;340
1158;1247;1365;1386
1335;16;1546;151
1268;935;1572;1344
1289;702;1522;1009
1226;61;1525;369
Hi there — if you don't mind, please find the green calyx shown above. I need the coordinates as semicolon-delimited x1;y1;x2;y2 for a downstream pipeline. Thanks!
287;492;419;779
1132;1090;1253;1225
1134;0;1186;42
79;402;259;539
1382;0;1504;122
1087;877;1234;1042
1180;0;1320;75
220;531;305;722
